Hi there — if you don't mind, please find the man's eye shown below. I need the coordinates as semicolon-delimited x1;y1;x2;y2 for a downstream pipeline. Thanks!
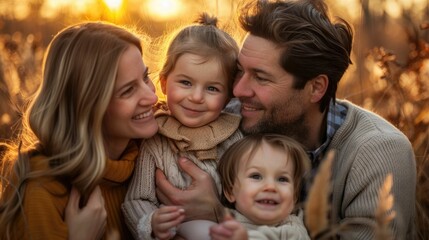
254;75;268;82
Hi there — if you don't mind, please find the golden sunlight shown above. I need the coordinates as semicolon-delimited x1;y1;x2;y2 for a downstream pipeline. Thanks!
40;0;92;19
145;0;183;21
104;0;122;11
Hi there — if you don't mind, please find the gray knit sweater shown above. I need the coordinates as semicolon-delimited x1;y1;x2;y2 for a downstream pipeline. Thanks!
327;100;416;239
122;111;243;239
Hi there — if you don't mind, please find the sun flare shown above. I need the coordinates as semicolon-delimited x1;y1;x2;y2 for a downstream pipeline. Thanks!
145;0;183;21
104;0;122;11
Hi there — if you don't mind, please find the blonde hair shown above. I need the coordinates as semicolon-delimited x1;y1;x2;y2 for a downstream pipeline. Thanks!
158;12;239;99
0;21;143;238
218;133;311;209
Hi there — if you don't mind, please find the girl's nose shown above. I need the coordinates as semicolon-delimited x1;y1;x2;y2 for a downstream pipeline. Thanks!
189;88;204;103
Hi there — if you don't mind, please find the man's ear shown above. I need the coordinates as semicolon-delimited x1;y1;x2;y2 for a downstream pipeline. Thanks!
309;74;328;103
160;76;167;95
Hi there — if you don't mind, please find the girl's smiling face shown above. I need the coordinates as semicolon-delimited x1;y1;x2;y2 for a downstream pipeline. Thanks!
162;53;229;127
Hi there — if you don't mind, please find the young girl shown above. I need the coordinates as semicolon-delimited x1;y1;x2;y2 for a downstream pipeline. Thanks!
122;13;242;240
210;134;311;240
0;22;159;240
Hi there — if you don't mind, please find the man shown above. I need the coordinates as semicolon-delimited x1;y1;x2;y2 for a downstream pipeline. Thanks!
155;0;416;239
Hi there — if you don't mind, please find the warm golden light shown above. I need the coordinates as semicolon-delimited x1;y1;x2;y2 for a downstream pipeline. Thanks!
145;0;183;21
40;0;93;19
104;0;122;11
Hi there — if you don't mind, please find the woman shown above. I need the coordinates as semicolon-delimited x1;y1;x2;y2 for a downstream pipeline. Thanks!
0;21;159;240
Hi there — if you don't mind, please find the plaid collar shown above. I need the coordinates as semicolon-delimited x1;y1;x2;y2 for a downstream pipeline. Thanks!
308;100;347;165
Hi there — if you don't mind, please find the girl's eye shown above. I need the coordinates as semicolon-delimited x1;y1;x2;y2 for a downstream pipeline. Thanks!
179;80;191;86
207;86;219;92
278;176;290;183
249;173;262;180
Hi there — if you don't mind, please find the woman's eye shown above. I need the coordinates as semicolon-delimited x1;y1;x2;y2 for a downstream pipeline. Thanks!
143;75;151;84
121;87;134;96
236;68;244;78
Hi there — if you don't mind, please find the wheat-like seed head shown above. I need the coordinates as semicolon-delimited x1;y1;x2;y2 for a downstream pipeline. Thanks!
304;150;335;238
375;174;396;240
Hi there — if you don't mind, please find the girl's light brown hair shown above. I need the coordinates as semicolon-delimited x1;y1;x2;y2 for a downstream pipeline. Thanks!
158;12;239;99
218;133;310;209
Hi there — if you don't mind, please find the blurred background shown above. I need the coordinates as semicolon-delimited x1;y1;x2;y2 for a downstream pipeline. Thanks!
0;0;428;237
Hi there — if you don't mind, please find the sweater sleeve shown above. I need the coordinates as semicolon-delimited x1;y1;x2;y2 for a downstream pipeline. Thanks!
122;146;159;240
334;130;416;240
22;180;69;240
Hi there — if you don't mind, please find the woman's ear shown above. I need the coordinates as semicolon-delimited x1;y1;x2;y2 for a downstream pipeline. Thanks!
309;74;328;103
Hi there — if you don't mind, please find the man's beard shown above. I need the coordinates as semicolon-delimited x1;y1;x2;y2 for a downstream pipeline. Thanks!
240;109;309;143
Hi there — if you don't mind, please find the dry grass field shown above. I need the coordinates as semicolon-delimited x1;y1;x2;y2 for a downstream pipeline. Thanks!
0;0;428;239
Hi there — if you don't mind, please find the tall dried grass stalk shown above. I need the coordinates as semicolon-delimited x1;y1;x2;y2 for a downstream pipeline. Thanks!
304;150;335;238
374;174;395;240
368;20;429;238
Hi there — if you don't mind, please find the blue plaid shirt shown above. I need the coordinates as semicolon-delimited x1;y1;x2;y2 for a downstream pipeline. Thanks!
308;100;347;165
301;101;347;201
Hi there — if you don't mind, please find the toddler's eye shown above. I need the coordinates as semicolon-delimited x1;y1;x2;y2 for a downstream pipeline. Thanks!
249;173;262;180
278;176;290;183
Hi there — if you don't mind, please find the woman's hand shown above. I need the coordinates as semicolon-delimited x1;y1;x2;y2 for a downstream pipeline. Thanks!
65;186;107;240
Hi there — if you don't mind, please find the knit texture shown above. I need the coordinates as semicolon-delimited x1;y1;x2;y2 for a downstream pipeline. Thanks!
122;110;243;239
231;209;310;240
326;100;416;239
10;142;138;240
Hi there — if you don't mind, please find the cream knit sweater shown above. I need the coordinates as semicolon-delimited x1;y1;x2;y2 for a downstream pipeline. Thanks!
231;209;310;240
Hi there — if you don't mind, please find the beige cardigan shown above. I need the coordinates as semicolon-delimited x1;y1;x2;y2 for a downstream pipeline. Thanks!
327;100;416;239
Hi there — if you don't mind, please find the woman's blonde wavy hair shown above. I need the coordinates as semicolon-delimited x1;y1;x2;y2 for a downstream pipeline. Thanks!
0;21;143;238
